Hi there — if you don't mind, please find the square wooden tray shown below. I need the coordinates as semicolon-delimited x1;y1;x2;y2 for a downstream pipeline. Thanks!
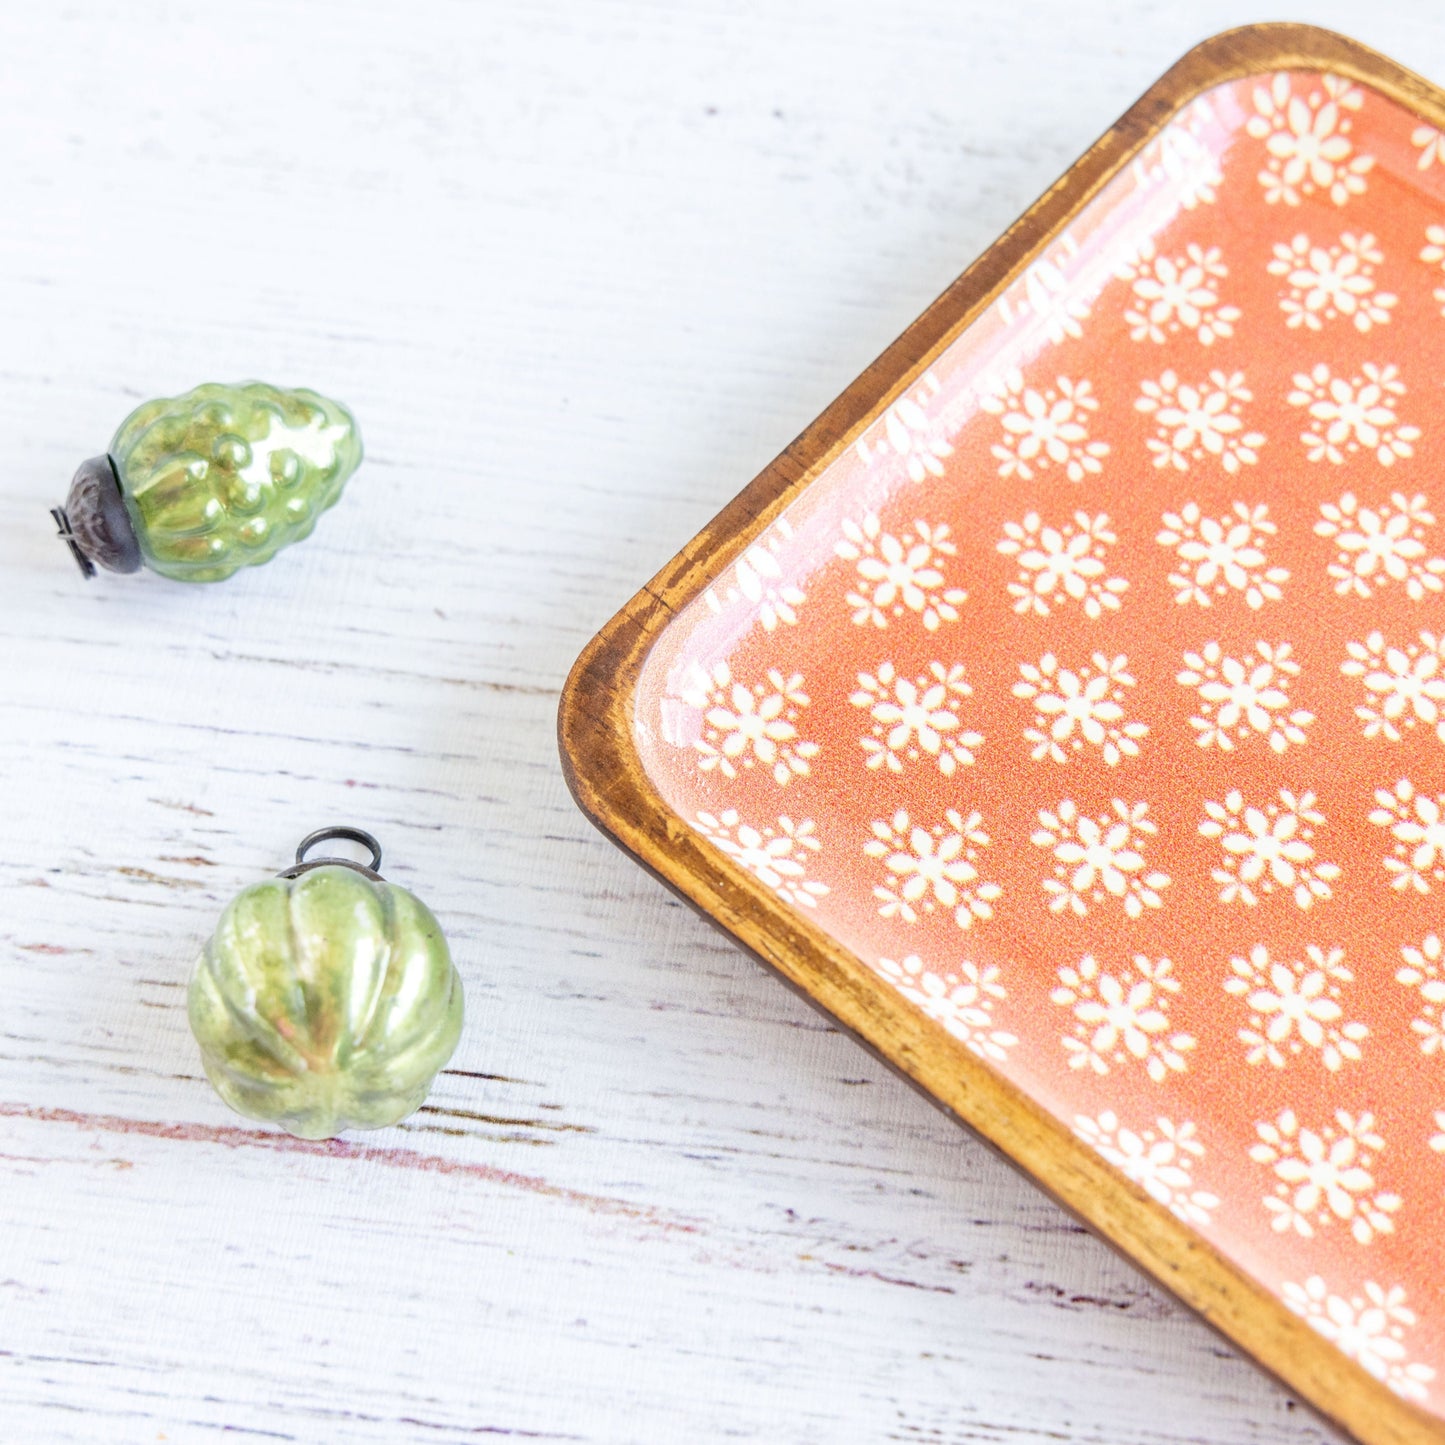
559;25;1445;1444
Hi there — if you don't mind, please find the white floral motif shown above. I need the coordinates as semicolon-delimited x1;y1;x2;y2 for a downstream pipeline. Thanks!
1316;492;1445;600
874;955;1016;1062
997;232;1092;343
1032;800;1169;919
1415;126;1445;170
1267;232;1395;331
866;809;1000;930
1130;99;1222;210
681;663;818;785
1370;779;1445;894
850;661;982;775
1199;790;1341;909
1013;653;1147;766
1117;241;1240;344
693;810;829;910
1051;955;1193;1081
1136;370;1264;474
1177;641;1313;753
1283;1278;1435;1402
1252;1110;1400;1244
854;370;953;481
1342;631;1445;743
703;518;806;631
997;512;1128;619
979;370;1109;482
835;514;967;632
1433;1113;1445;1153
1396;934;1445;1056
1287;363;1419;466
1423;224;1445;316
1157;502;1288;610
1074;1112;1218;1225
1225;945;1367;1071
1246;72;1373;206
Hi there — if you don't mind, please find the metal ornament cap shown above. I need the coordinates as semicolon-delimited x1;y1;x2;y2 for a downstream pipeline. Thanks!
187;829;464;1140
54;455;142;576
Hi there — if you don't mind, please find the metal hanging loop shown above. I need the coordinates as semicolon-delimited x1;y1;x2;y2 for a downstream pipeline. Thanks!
279;826;385;880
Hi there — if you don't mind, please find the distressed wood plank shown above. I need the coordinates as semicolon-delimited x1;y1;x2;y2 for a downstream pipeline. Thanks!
3;2;1442;1441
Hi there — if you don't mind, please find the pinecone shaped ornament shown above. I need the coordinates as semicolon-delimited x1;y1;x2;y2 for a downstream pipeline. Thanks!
53;381;362;582
188;829;464;1139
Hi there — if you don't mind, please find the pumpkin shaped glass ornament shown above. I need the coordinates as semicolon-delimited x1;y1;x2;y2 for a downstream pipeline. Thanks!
52;381;361;582
188;828;464;1139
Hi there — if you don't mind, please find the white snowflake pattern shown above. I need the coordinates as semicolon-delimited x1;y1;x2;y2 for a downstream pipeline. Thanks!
1342;631;1445;744
1252;1109;1400;1245
1136;369;1264;474
997;511;1128;620
1074;1111;1218;1225
1177;641;1313;753
1116;241;1239;344
1032;799;1169;919
1287;363;1419;467
1051;954;1194;1081
854;370;953;481
1246;72;1373;206
1013;652;1147;766
874;954;1016;1063
865;808;1000;931
693;810;829;910
1199;789;1341;909
835;514;967;632
703;517;806;631
1396;934;1445;1057
1370;779;1445;894
1316;492;1445;601
681;662;818;786
1423;224;1445;317
1225;944;1367;1072
979;369;1109;482
849;661;982;775
1283;1277;1435;1402
1267;231;1395;332
1157;502;1288;610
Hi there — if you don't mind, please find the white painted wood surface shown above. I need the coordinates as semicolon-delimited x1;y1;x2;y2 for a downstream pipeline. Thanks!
3;3;1442;1441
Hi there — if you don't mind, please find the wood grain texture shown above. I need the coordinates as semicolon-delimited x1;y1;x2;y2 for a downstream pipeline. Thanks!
1;3;1442;1442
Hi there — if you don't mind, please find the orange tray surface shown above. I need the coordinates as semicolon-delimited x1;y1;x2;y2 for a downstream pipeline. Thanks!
633;67;1445;1409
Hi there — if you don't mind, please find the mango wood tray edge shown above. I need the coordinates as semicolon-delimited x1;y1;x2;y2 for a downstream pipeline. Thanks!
557;24;1445;1445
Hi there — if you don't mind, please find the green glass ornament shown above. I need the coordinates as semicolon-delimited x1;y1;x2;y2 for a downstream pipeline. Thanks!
53;381;362;582
188;828;464;1140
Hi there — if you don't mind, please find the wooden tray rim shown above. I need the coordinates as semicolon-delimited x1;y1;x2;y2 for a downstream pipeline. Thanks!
557;24;1445;1444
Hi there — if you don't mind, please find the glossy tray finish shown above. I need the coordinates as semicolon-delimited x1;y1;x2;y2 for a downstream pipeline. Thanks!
562;28;1445;1445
